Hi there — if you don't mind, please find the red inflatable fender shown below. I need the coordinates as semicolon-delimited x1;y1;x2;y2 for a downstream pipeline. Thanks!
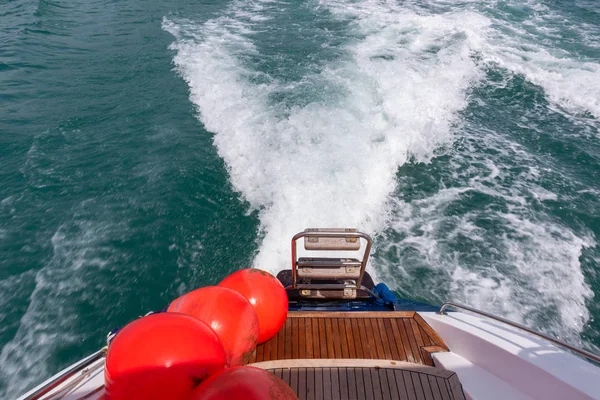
191;366;299;400
167;286;259;366
219;268;288;343
105;313;227;400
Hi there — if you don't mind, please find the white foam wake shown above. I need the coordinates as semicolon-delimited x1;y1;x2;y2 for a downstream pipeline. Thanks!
165;0;597;344
322;0;599;345
163;0;485;272
480;23;600;119
0;214;127;398
380;173;595;344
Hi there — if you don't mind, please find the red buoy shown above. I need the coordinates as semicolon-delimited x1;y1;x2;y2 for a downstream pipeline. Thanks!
167;286;259;366
105;313;227;400
219;268;288;343
191;366;299;400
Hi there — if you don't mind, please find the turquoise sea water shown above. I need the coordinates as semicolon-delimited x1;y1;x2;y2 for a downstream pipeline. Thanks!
1;0;600;396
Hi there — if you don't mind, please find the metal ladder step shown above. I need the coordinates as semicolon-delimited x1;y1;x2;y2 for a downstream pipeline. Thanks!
297;257;362;280
290;229;373;300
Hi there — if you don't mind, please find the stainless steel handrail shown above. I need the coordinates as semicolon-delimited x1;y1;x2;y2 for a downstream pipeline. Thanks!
290;230;373;289
439;302;600;364
21;347;107;400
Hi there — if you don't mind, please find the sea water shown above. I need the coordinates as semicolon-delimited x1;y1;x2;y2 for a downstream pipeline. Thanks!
1;0;599;396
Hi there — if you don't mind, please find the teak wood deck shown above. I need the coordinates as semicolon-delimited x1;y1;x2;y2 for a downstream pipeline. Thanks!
248;311;450;366
246;311;464;400
255;360;465;400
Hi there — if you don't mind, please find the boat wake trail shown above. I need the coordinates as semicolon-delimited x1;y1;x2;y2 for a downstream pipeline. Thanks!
163;0;482;272
0;216;125;398
165;0;599;347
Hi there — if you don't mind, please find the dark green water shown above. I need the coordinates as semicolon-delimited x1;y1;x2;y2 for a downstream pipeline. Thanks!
1;0;600;396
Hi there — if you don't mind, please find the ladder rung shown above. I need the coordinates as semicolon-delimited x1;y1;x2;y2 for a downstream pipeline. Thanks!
297;266;360;279
295;283;358;290
297;258;362;268
298;288;357;299
303;228;361;251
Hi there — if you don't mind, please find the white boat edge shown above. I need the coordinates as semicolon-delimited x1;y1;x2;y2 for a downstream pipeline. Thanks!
17;309;600;400
16;230;600;400
420;311;600;400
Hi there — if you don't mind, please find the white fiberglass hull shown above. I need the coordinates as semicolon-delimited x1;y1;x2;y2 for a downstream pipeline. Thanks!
421;311;600;400
19;311;600;400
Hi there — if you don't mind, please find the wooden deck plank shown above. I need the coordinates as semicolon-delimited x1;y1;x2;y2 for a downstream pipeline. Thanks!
444;381;453;400
339;367;349;399
331;367;341;400
347;368;358;400
263;331;271;362
278;320;286;361
322;367;332;400
369;319;384;359
428;375;442;400
421;346;447;367
356;317;369;358
421;349;433;366
374;367;386;399
298;368;307;399
419;325;433;347
325;319;336;358
318;319;327;358
447;374;466;400
306;318;314;359
411;319;426;350
293;318;299;359
397;319;416;363
393;370;410;400
288;311;415;318
283;368;291;392
299;318;306;359
364;319;378;359
356;368;367;400
384;318;401;360
291;367;299;394
403;370;417;400
371;319;385;359
351;319;363;358
379;367;392;400
378;318;394;359
369;367;383;399
285;319;293;359
413;313;449;350
391;317;408;361
315;363;324;400
419;372;434;399
338;318;356;358
268;323;277;361
268;366;465;400
307;367;315;400
332;319;343;358
386;369;402;400
411;371;426;400
437;376;450;399
252;311;450;368
404;320;423;364
364;368;375;400
312;317;320;358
